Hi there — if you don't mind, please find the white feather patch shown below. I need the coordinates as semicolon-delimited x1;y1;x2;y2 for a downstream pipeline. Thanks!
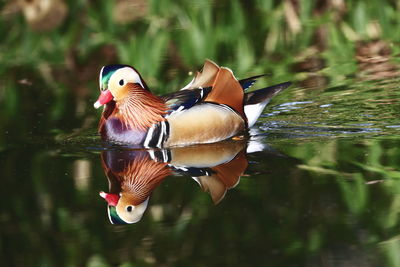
156;121;166;148
144;124;156;148
244;100;271;128
246;140;266;153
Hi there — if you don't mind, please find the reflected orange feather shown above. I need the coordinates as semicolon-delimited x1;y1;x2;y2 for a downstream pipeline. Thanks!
120;155;171;205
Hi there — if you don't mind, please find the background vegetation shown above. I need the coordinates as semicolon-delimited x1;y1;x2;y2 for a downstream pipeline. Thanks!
1;0;400;137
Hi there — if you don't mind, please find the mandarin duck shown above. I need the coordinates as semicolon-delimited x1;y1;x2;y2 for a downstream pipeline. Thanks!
100;141;249;224
94;60;291;147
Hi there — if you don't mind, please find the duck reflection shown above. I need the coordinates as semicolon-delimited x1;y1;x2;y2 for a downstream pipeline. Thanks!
100;149;171;224
99;141;248;224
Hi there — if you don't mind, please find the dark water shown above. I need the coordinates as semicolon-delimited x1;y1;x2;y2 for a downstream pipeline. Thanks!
2;72;400;267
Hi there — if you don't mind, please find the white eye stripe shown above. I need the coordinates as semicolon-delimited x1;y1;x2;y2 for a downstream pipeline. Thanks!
111;67;145;89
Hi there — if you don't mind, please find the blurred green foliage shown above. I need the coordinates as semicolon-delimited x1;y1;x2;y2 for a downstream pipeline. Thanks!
0;0;399;144
1;0;400;83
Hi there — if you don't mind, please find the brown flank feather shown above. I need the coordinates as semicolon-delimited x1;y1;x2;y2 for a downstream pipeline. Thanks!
204;68;246;121
185;59;220;89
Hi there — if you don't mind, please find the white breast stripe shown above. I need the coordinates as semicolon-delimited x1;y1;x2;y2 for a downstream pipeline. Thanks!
144;124;155;148
148;149;156;161
156;121;166;148
161;149;169;163
162;121;167;136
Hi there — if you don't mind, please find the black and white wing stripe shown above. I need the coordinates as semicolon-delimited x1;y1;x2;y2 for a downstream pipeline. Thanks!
169;166;213;177
160;74;267;115
161;87;212;114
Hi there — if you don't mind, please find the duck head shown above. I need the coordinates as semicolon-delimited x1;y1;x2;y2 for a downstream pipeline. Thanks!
100;191;149;224
94;65;167;134
94;64;149;109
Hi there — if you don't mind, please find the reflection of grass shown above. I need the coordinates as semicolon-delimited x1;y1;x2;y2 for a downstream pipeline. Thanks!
354;163;400;180
292;137;400;266
380;236;400;267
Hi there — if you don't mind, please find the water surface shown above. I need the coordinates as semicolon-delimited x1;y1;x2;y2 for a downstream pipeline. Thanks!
2;69;400;266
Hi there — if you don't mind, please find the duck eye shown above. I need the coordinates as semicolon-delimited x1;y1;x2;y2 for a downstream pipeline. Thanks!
119;79;124;86
126;206;133;212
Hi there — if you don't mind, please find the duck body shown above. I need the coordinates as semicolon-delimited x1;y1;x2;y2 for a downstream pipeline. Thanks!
94;60;291;147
